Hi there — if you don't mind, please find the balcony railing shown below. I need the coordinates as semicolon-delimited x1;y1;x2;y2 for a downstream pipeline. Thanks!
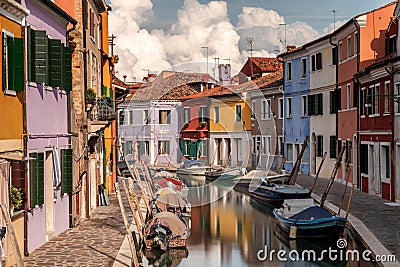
89;97;117;121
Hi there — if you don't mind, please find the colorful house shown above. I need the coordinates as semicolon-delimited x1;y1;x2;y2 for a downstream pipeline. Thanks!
0;0;28;264
307;34;339;178
238;57;282;84
280;48;310;174
393;1;400;203
23;0;76;253
332;2;395;189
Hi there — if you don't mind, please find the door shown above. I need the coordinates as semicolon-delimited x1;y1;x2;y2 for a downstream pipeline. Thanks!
45;151;54;240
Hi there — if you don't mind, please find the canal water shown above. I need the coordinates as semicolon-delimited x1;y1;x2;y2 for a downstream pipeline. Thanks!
142;176;376;267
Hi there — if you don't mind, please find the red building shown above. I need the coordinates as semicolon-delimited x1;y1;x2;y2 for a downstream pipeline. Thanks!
238;57;282;84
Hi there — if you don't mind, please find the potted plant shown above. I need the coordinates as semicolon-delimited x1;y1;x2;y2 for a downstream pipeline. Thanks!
9;186;22;215
199;121;207;127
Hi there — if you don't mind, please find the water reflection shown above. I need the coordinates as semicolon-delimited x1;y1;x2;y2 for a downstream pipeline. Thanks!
143;177;376;267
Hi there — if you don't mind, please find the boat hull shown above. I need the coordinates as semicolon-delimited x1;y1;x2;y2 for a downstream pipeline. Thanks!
249;186;311;207
176;167;208;176
205;168;240;181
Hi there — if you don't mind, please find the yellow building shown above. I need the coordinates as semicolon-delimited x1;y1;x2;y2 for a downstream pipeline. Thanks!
0;1;29;265
208;87;252;167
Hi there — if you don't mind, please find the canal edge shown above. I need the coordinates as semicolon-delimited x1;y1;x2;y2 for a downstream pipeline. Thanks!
308;190;400;267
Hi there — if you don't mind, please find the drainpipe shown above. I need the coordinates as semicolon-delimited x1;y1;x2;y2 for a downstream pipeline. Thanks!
353;19;361;190
329;33;339;150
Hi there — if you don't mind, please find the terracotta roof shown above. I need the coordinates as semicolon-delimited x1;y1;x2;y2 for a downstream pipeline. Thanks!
124;71;217;102
181;86;236;99
249;57;282;72
235;71;283;93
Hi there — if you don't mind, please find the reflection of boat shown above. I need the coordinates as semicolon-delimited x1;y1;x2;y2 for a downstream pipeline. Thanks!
205;167;240;181
176;160;208;176
249;184;310;207
145;247;189;267
273;199;347;238
144;212;189;251
233;171;289;194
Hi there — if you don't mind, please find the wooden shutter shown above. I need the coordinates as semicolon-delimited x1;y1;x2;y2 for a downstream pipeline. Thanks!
316;53;322;70
37;153;44;205
102;85;107;96
180;140;186;155
29;152;38;207
31;30;48;83
329;136;336;158
63;46;72;91
7;37;24;91
317;136;323;157
61;149;73;194
308;95;315;115
317;93;323;115
311;55;316;71
49;39;62;87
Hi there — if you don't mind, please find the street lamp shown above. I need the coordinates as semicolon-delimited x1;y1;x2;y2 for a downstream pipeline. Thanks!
201;46;209;75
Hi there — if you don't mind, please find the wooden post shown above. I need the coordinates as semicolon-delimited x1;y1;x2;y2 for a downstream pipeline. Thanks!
338;164;351;216
345;183;355;220
133;166;151;214
122;180;143;240
115;183;140;267
320;145;346;207
139;165;154;196
142;164;155;193
0;205;24;267
288;136;309;185
310;152;327;193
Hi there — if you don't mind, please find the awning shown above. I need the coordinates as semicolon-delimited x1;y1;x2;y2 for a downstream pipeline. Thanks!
0;151;24;161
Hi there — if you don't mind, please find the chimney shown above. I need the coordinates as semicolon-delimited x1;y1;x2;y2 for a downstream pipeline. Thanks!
123;75;127;83
286;45;297;52
218;64;231;86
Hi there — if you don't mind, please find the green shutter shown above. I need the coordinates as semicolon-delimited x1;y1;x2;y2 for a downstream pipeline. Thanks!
31;30;48;83
318;94;323;115
330;136;337;159
61;149;73;194
139;142;145;155
102;85;107;96
181;140;186;155
7;37;24;91
308;95;314;115
48;39;62;87
29;152;38;207
63;46;72;91
37;153;44;205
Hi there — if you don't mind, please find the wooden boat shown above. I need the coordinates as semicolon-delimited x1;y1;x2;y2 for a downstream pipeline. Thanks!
144;211;189;251
205;167;240;181
273;199;346;238
154;176;189;199
249;184;310;207
151;188;191;220
176;160;208;176
233;172;290;194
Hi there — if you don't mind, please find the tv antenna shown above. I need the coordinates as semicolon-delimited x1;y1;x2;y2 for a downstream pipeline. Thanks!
331;10;339;32
247;37;255;77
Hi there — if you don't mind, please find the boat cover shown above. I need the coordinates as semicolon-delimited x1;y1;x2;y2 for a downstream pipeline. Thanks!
155;189;186;212
181;160;205;169
290;206;333;220
152;212;187;236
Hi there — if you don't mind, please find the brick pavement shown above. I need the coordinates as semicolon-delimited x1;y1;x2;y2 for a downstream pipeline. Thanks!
23;193;129;267
297;174;400;261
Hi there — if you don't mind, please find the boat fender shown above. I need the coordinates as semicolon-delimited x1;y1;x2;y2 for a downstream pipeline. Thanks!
289;225;297;239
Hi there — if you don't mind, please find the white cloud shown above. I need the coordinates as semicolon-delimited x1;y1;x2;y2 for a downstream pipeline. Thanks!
109;0;336;80
323;19;347;34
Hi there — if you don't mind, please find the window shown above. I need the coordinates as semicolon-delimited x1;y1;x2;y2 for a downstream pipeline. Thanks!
308;94;323;116
360;144;368;174
387;35;396;55
374;84;380;115
347;36;352;58
29;152;44;207
2;30;24;92
316;136;323;158
354;32;359;55
301;57;307;78
89;9;95;38
338;42;343;62
128;110;134;125
184;107;190;124
278;98;284;119
252;137;256;154
125;140;133;155
286;97;292;118
345;140;352;164
144;110;149;124
119;110;125;125
286;61;292;81
301;95;307;117
61;149;73;194
312;52;322;71
287;144;293;162
332;46;338;65
199;106;207;123
181;140;190;156
381;145;390;179
235;105;242;122
262;136;271;154
396;83;400;114
278;136;284;156
214;106;219;122
261;100;271;120
329;90;340;114
384;81;390;114
329;136;337;159
347;84;351;109
360;88;366;116
139;141;150;156
158;140;170;155
199;139;208;157
159;110;171;124
251;100;256;120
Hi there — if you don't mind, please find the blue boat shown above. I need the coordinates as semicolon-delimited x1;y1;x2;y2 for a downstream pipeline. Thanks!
273;204;347;238
249;184;311;207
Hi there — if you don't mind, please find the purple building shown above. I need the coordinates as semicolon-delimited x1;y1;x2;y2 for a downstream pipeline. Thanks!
22;0;76;253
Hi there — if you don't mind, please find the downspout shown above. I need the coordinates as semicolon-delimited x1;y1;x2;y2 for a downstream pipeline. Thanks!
354;19;361;190
329;33;339;149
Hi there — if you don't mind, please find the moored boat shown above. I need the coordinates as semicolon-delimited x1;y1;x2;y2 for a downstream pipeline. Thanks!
205;167;240;181
249;184;311;207
176;160;208;176
151;188;191;219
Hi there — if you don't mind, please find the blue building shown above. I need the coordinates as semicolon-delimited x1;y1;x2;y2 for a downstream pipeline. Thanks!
280;48;310;174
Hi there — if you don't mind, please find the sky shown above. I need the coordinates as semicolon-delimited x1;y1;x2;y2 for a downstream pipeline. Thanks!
108;0;393;81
